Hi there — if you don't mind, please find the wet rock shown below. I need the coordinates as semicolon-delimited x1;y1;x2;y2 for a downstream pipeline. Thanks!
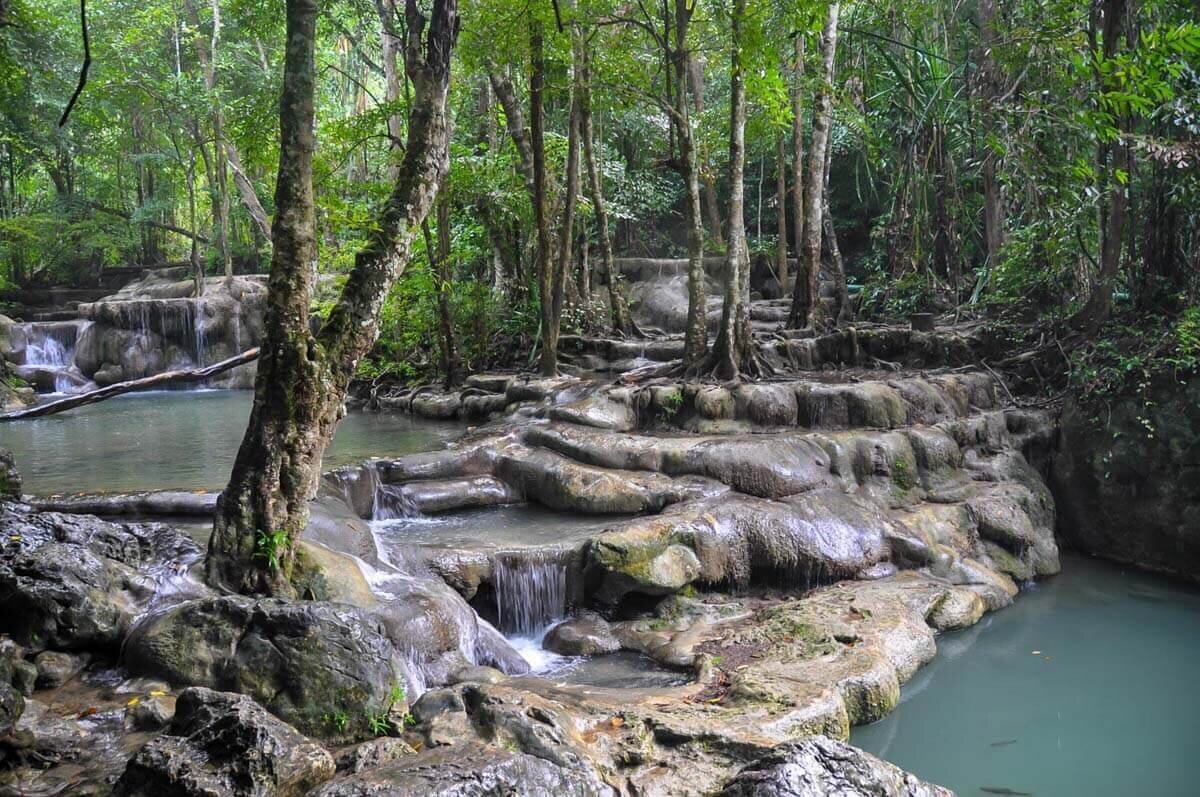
312;741;610;797
335;737;417;774
544;613;621;656
30;490;218;517
33;650;89;688
125;695;174;731
0;503;203;651
113;687;335;797
718;736;952;797
448;665;506;685
124;596;406;742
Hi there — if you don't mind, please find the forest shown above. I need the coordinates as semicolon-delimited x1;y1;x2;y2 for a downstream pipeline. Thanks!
0;0;1198;795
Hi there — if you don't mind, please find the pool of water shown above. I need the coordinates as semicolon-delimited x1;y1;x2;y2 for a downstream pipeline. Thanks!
372;504;622;552
0;390;461;495
853;554;1200;796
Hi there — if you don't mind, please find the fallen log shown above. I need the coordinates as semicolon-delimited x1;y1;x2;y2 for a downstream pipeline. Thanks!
0;347;259;421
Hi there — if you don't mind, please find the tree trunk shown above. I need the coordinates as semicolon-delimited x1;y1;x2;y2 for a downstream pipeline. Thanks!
705;0;757;380
1074;0;1129;330
790;34;805;299
375;0;404;178
688;57;725;249
529;21;559;376
675;0;707;365
206;0;457;595
789;2;839;330
428;194;459;388
575;19;633;336
976;0;1006;270
775;133;788;292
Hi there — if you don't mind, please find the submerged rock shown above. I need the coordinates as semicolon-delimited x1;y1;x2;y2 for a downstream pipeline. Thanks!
718;736;952;797
113;687;335;797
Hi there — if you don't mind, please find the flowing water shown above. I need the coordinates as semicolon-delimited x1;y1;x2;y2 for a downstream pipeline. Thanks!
0;390;461;494
853;554;1200;796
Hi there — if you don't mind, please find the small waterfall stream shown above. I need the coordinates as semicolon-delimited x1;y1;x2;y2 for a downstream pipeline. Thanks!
492;550;569;637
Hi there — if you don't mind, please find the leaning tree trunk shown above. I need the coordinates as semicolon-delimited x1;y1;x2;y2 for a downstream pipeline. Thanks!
705;0;758;380
789;2;839;330
206;0;458;595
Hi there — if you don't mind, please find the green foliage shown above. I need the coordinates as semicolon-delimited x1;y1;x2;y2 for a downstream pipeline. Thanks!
253;528;289;571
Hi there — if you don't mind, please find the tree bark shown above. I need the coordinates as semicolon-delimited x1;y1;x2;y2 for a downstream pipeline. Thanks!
789;2;839;330
790;33;805;293
674;0;707;365
529;21;560;376
705;0;757;380
976;0;1006;271
575;18;633;336
1074;0;1129;330
775;133;788;291
206;0;457;595
427;193;459;388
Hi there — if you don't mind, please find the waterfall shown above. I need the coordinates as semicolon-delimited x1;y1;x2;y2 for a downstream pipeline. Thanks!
373;483;421;520
24;323;77;367
492;550;569;637
191;299;207;366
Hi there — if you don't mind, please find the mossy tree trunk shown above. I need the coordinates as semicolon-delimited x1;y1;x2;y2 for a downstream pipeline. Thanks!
205;0;458;595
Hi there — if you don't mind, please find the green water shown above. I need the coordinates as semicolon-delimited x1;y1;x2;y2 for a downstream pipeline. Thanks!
853;555;1200;796
0;390;460;495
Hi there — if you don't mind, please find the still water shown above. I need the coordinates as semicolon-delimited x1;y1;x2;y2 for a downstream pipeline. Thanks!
1;390;460;495
853;554;1200;796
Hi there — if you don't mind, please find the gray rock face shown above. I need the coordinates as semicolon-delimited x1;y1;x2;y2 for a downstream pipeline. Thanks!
1053;373;1200;582
718;737;952;797
76;274;265;388
113;687;335;797
311;741;611;797
124;596;405;742
0;503;203;651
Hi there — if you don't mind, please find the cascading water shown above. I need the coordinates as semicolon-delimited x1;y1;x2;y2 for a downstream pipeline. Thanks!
190;299;207;366
492;550;569;637
373;483;421;520
24;323;77;367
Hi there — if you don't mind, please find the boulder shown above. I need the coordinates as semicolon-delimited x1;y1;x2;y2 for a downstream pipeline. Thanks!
123;596;406;742
0;503;203;651
543;613;621;656
33;650;89;688
113;687;335;797
311;741;610;797
718;736;952;797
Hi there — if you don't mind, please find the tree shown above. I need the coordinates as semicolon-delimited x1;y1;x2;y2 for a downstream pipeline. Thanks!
789;1;838;330
205;0;459;594
703;0;760;380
